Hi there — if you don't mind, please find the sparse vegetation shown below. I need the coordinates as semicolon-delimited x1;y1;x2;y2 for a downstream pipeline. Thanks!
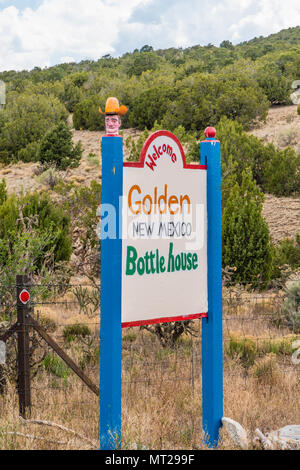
0;27;299;450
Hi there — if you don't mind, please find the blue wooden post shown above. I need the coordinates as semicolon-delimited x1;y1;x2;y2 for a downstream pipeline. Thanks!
200;128;223;447
100;136;123;450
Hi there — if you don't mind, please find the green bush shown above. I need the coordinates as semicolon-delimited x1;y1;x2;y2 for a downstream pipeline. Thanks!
55;180;101;281
222;168;273;287
273;234;300;276
255;64;292;104
218;116;300;196
226;335;257;368
127;51;161;77
129;85;174;129
35;167;61;190
280;281;300;333
261;146;300;196
43;354;70;379
0;150;10;165
161;71;268;131
38;122;82;170
0;191;72;269
17;141;40;163
0;179;7;206
0;92;68;158
63;323;91;344
73;95;104;131
259;336;297;356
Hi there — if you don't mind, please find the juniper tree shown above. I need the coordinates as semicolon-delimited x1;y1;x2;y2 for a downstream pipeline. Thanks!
38;121;82;170
222;168;273;288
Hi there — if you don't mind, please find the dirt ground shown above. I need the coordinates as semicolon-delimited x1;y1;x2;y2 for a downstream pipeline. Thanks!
250;104;300;153
0;105;299;242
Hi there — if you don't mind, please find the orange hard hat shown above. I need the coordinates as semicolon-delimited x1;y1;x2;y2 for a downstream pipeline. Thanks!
99;97;128;116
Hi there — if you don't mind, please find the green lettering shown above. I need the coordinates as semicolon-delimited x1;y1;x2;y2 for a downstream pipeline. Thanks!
192;253;198;270
167;242;175;272
137;257;145;275
160;256;166;272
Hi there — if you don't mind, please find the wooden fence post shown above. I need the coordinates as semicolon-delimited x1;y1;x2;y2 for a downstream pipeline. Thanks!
16;274;31;418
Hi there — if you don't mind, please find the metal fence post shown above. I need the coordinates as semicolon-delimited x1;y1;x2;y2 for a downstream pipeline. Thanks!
16;274;31;418
200;128;223;447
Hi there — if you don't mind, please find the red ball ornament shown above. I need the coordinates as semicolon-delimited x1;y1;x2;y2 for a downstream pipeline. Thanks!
204;127;217;138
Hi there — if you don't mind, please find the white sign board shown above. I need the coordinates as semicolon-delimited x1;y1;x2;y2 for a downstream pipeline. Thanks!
122;130;207;327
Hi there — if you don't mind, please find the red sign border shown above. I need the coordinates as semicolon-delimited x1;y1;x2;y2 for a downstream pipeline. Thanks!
122;129;208;328
123;129;207;170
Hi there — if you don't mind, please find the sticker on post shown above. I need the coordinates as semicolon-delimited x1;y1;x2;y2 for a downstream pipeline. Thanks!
19;289;30;305
0;341;5;365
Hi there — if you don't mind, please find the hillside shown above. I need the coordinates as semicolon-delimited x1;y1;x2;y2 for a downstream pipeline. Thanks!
251;104;300;242
0;25;299;250
0;105;299;244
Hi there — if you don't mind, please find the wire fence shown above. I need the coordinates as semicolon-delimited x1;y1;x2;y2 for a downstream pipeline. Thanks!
0;277;299;449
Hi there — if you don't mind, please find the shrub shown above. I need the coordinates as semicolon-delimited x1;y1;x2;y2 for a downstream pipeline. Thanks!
222;168;273;287
0;92;68;157
39;316;57;333
0;150;10;165
0;179;7;206
86;152;99;166
55;180;101;282
217;117;300;196
17;141;40;163
256;64;291;104
73;95;104;131
125;130;149;162
261;147;300;196
141;321;197;349
43;354;70;379
129;85;173;129
259;336;298;356
0;191;72;270
63;323;91;344
280;281;300;333
38;122;82;170
36;167;61;190
273;234;300;277
226;334;257;368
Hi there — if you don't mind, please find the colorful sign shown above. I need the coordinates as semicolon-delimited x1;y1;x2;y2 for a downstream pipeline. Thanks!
100;125;223;450
19;289;30;305
122;130;208;327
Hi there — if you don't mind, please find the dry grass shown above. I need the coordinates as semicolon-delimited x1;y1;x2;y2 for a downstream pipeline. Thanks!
0;329;299;449
0;286;299;450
